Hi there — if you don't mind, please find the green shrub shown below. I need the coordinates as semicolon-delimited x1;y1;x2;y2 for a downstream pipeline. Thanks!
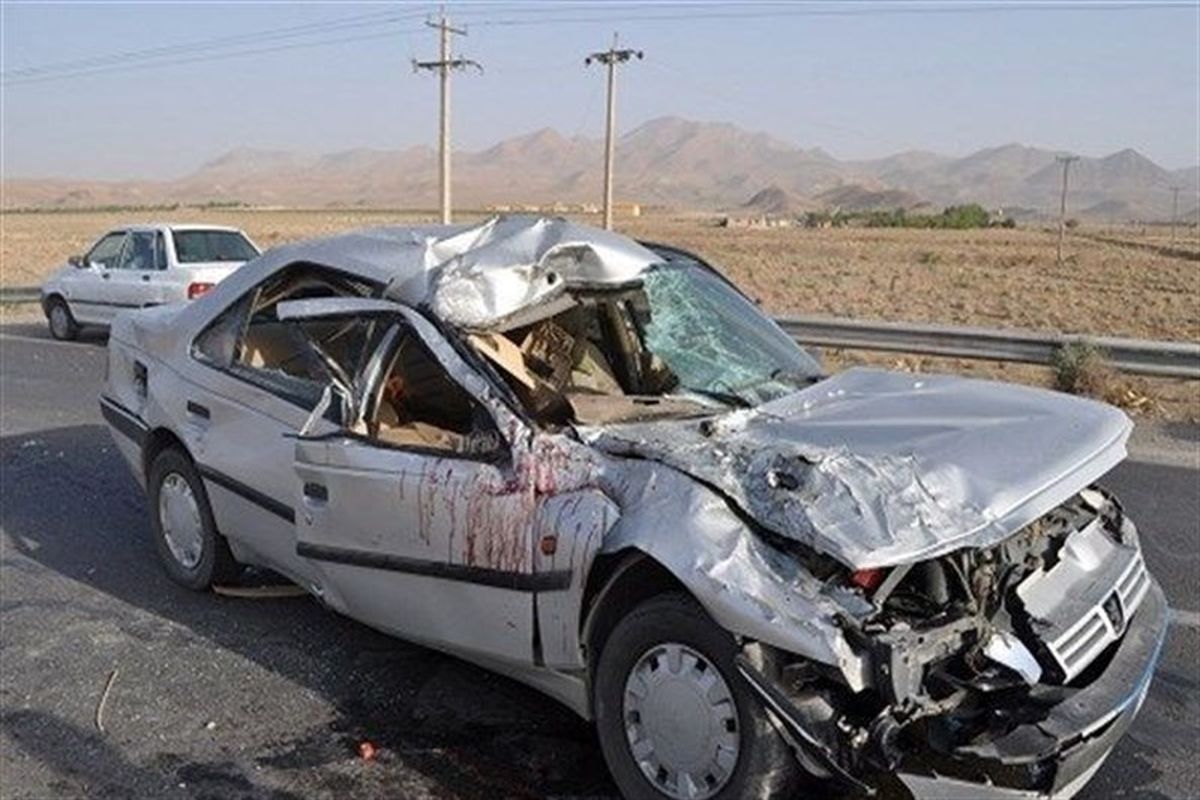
1052;341;1115;398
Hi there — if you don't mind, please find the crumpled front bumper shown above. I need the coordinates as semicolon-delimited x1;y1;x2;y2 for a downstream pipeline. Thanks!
897;577;1169;800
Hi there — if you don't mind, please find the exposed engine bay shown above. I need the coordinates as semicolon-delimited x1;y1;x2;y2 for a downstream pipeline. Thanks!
738;486;1155;794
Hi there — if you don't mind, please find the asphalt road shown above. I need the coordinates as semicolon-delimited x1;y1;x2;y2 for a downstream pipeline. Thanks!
1;319;1197;800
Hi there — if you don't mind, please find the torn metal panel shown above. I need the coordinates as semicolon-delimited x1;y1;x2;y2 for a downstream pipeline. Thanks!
582;367;1132;569
983;630;1042;685
127;216;660;360
276;296;404;320
591;454;874;690
387;216;662;329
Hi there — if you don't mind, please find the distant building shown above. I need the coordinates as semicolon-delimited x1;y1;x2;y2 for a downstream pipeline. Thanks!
720;215;794;229
484;200;641;217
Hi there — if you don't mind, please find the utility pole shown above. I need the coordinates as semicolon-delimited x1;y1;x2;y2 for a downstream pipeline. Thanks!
586;33;642;230
1170;185;1181;249
413;12;481;224
1056;155;1080;264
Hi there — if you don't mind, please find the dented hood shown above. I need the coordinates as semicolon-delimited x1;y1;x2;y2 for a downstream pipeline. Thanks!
582;368;1132;569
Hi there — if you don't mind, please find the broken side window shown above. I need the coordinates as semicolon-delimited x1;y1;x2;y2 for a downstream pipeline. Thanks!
192;263;378;412
193;293;253;369
366;325;502;457
469;300;711;426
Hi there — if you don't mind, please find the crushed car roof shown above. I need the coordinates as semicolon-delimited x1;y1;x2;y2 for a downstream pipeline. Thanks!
255;216;663;329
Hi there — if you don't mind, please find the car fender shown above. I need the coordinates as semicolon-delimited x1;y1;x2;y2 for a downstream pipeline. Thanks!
588;454;871;691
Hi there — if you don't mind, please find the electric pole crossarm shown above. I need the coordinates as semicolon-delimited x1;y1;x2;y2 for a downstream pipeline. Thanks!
427;18;466;37
412;58;482;73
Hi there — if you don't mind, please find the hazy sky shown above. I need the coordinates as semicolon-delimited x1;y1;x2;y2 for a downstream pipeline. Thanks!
3;1;1198;180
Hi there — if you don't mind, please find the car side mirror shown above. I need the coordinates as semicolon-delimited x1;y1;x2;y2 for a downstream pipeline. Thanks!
68;255;87;268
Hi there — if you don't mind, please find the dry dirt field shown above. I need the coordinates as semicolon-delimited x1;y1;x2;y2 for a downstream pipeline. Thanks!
2;208;1197;418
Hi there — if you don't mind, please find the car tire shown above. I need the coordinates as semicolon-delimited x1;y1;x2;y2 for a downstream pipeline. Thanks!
45;296;79;341
594;593;801;800
147;447;240;590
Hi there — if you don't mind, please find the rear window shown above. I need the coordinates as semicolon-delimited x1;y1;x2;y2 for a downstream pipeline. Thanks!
173;230;259;263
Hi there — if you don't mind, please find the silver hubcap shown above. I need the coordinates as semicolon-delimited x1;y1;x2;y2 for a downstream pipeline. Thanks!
50;305;69;336
158;473;204;569
623;643;740;800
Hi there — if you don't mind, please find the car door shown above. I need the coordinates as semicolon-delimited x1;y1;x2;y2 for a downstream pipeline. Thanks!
286;299;551;665
177;266;380;589
107;230;162;310
63;230;126;324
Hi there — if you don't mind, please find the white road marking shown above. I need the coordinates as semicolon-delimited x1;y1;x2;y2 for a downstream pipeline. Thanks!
1127;447;1200;470
1171;608;1200;629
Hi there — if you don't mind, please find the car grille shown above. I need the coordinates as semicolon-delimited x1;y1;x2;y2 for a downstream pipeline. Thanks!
1045;552;1149;681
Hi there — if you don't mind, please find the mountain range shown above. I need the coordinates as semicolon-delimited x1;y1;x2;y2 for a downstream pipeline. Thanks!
4;117;1197;220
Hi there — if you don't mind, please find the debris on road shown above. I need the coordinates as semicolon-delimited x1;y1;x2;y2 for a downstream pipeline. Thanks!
212;583;307;599
357;741;378;761
94;667;118;734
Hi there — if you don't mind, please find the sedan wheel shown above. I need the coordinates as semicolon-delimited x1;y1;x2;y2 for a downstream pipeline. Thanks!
147;447;239;590
47;298;78;341
594;593;800;800
158;472;204;570
623;642;740;799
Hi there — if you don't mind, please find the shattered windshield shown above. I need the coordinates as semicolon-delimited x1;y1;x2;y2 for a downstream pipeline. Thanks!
636;263;823;407
469;259;823;425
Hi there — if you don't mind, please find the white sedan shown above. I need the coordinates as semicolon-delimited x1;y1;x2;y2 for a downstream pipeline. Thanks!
98;216;1166;800
40;223;259;340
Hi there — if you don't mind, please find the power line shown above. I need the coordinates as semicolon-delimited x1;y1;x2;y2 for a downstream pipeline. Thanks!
413;13;482;225
2;10;408;78
3;1;1190;86
465;1;1193;28
1;7;438;83
1;25;429;87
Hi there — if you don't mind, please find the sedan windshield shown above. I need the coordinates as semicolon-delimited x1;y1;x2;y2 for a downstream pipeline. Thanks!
469;259;824;425
635;263;823;407
173;230;259;263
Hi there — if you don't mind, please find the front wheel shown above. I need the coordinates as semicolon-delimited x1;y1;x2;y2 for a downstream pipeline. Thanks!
45;297;79;341
594;593;801;800
147;447;239;590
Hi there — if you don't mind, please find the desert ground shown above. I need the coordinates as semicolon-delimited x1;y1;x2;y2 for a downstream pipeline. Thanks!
2;208;1197;418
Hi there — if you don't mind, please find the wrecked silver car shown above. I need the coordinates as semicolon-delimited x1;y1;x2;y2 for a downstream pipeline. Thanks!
99;216;1167;800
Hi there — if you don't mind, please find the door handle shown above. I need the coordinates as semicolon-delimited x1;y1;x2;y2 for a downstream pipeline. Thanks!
186;400;210;420
303;482;329;502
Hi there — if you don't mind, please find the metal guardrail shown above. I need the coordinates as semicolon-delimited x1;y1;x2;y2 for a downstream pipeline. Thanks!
777;315;1200;380
0;287;40;304
2;284;1196;378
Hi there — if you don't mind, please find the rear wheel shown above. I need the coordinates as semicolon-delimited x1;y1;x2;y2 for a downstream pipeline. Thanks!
46;297;79;341
147;447;239;590
594;593;801;800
